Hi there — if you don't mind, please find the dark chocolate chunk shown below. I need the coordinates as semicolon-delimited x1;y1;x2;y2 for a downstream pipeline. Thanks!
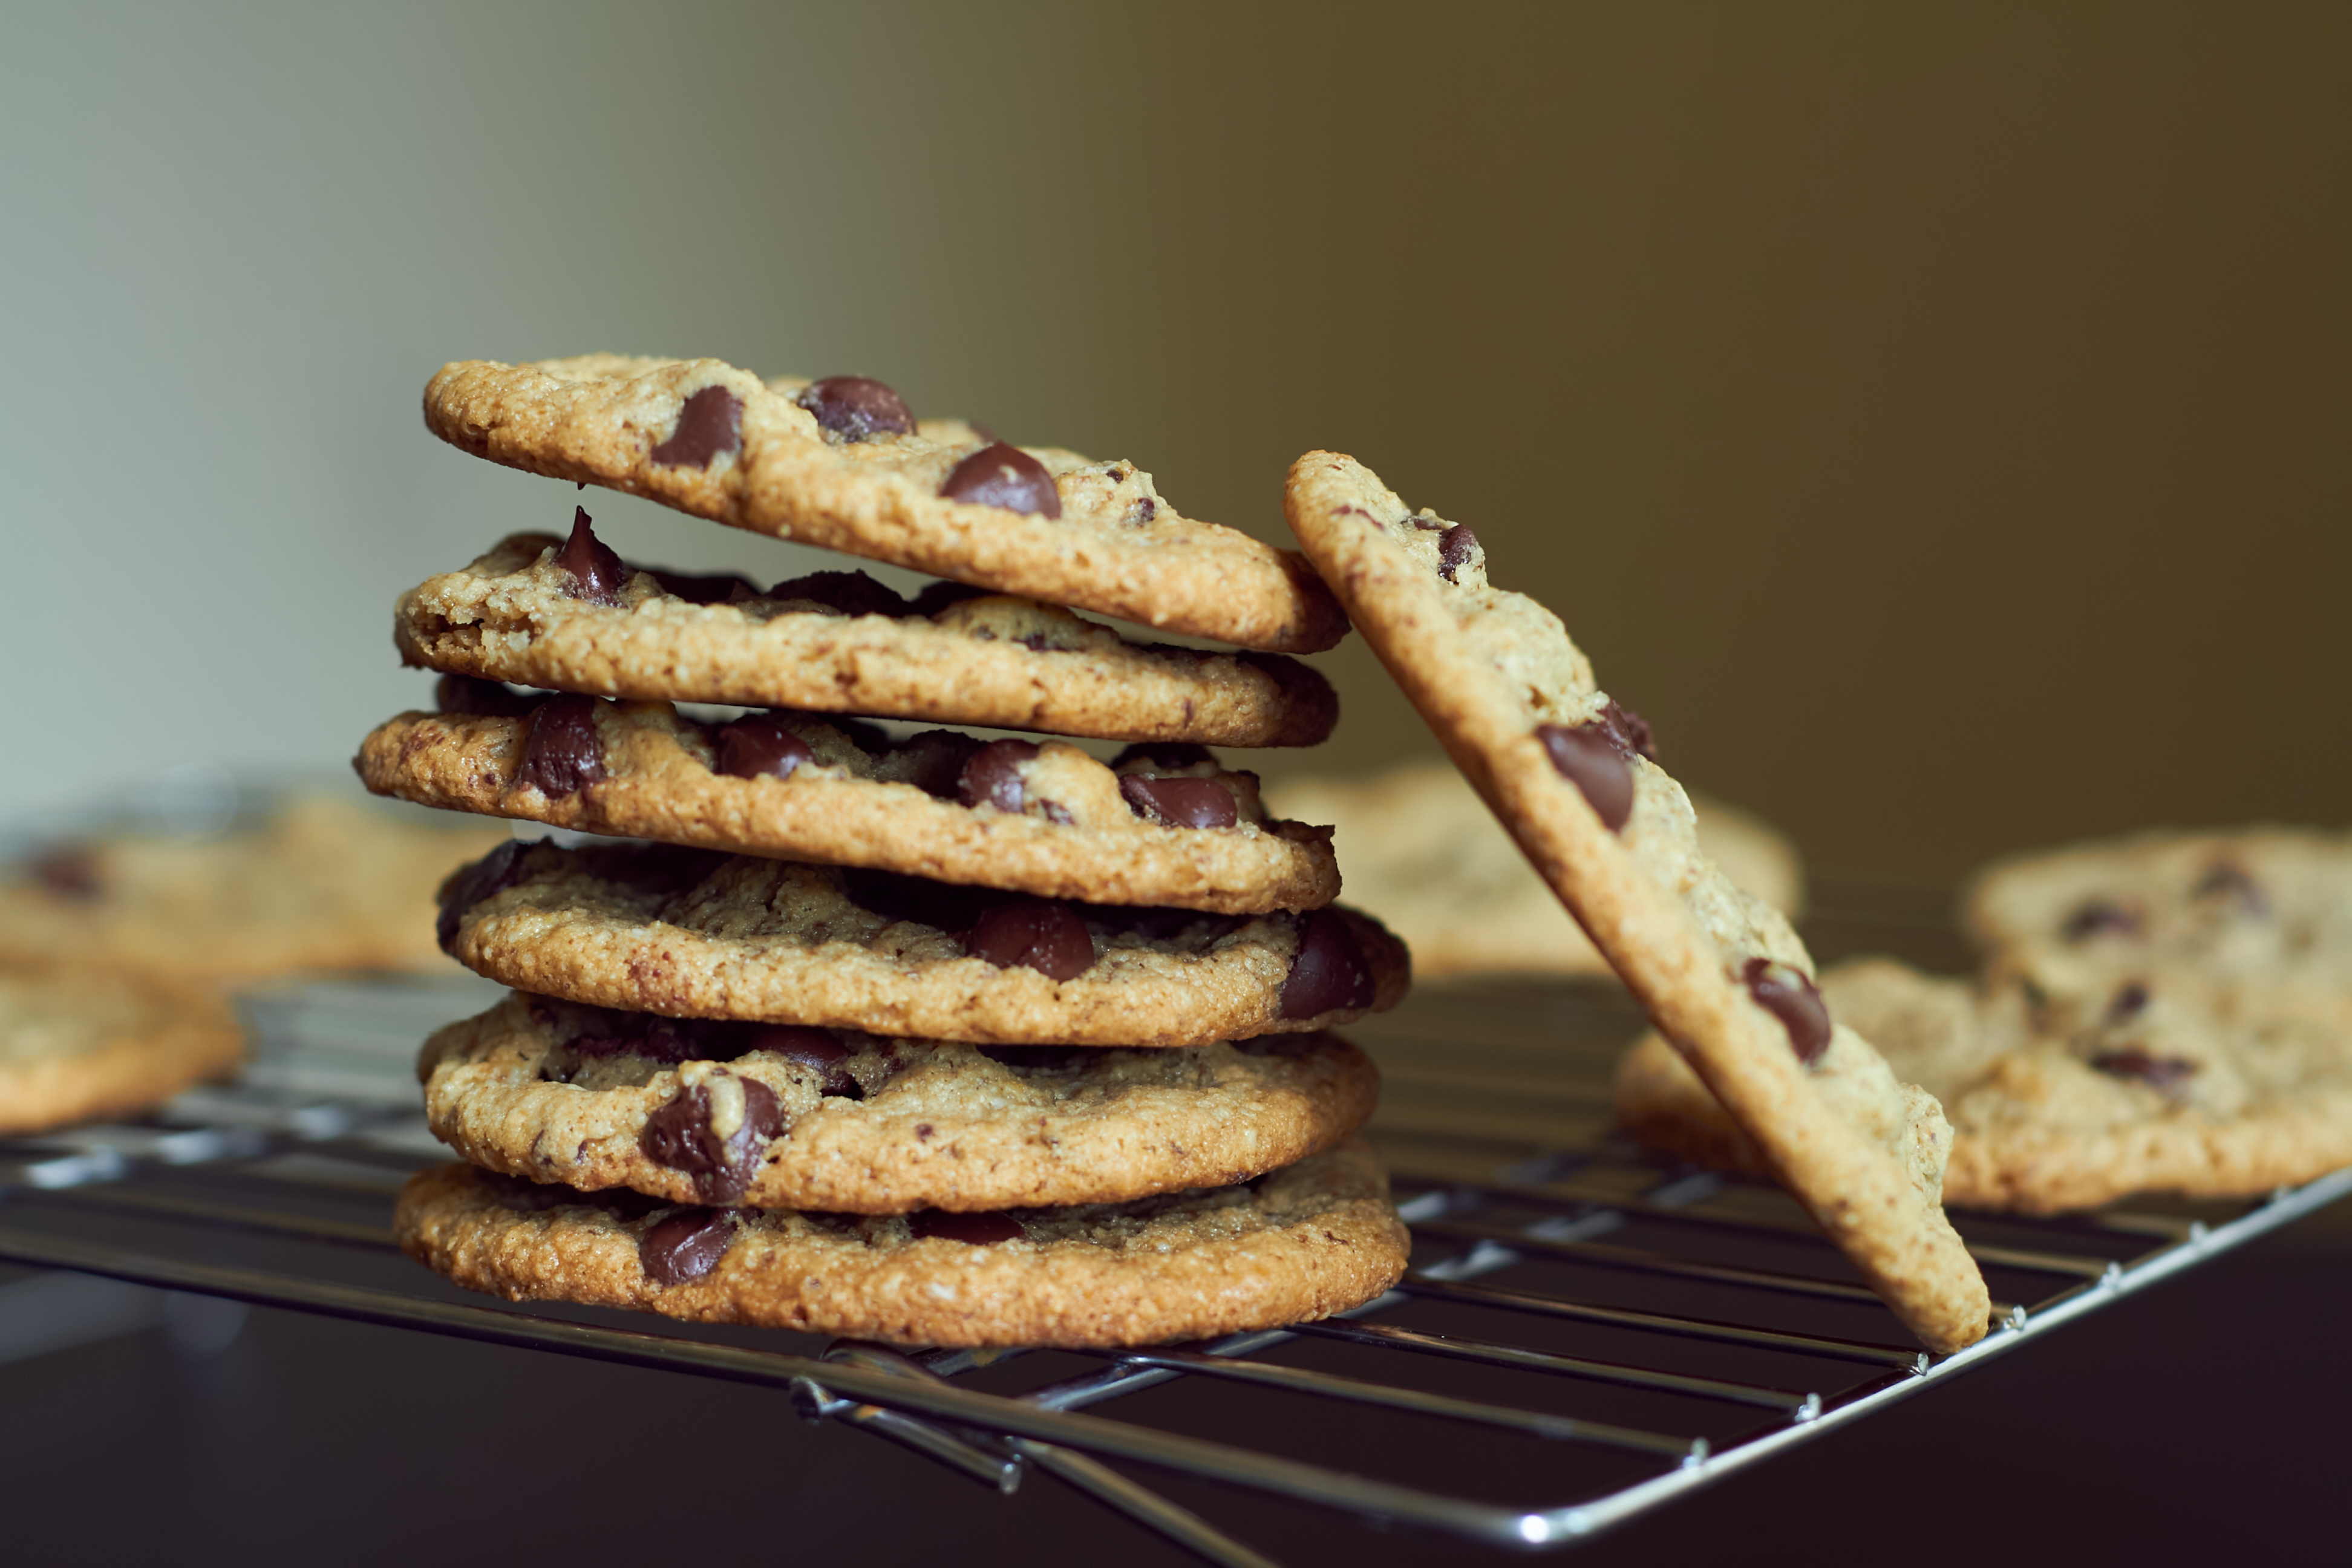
965;901;1096;980
639;1207;734;1285
650;568;756;605
751;1026;860;1097
2061;900;2142;942
1437;523;1479;581
650;385;744;469
2092;1048;2197;1089
1084;904;1246;944
906;580;995;617
1536;722;1634;832
890;730;986;799
1740;958;1832;1065
641;1074;786;1204
1280;909;1376;1019
28;845;100;900
908;1209;1026;1245
1120;775;1238;829
435;674;544;718
794;376;916;442
841;868;991;933
435;840;534;952
939;442;1062;518
764;569;910;619
2106;981;2151;1022
958;739;1040;812
570;1013;757;1067
1599;699;1658;762
555;507;630;604
2192;860;2269;915
1110;742;1216;771
514;694;607;798
713;714;816;781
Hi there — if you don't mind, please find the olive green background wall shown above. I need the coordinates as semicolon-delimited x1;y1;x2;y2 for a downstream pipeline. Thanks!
4;3;2342;880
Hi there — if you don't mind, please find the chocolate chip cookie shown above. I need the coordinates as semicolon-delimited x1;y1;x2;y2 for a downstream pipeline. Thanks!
356;698;1339;915
1264;760;1805;981
0;961;245;1134
419;991;1379;1212
1619;957;2352;1213
395;1135;1406;1347
1285;451;1988;1353
398;523;1336;746
0;795;511;984
421;356;1348;653
435;841;1408;1047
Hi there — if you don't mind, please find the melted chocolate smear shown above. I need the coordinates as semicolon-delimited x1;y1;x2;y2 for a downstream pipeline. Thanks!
1281;909;1376;1019
1120;775;1238;829
1111;742;1215;771
965;901;1096;980
2061;900;2142;942
714;714;815;781
1741;958;1832;1064
2107;981;2151;1022
766;570;910;619
1600;699;1658;762
650;385;744;469
979;1045;1095;1072
639;1207;734;1285
652;568;756;606
909;1209;1026;1245
751;1026;858;1097
940;443;1062;518
435;674;544;719
641;1076;786;1204
892;730;985;799
514;694;607;798
794;376;915;442
1437;524;1480;581
1536;722;1634;832
842;868;991;933
29;845;100;900
2192;860;2269;915
555;507;630;604
2093;1048;2197;1089
958;739;1040;812
436;840;533;952
906;580;995;617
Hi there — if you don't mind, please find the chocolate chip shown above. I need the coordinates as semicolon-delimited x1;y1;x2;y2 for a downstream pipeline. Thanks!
908;1210;1026;1246
890;730;986;799
28;845;100;900
514;694;607;798
435;840;533;952
1120;775;1238;829
906;580;995;617
713;714;815;781
650;385;743;469
555;507;630;604
958;739;1040;812
641;1074;786;1204
940;442;1062;518
651;568;757;605
841;868;990;933
794;376;915;442
751;1027;858;1097
978;1045;1094;1072
2092;1048;2197;1089
1600;699;1658;762
639;1207;734;1285
965;901;1096;980
1536;722;1634;832
572;1013;757;1067
1110;742;1216;771
1085;904;1246;944
2192;860;2269;915
1740;958;1832;1064
2061;900;2141;942
2106;981;2151;1022
765;570;910;618
1437;524;1479;581
1280;909;1376;1019
435;675;544;718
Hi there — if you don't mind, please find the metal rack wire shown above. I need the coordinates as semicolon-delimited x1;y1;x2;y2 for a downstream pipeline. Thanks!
1;900;2344;1566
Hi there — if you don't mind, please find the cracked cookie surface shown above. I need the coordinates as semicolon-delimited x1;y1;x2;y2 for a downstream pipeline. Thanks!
434;841;1408;1047
419;991;1379;1212
394;1136;1408;1347
422;356;1347;652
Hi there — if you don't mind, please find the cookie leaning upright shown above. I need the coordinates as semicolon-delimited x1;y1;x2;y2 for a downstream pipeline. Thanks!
1284;451;1990;1353
422;356;1347;653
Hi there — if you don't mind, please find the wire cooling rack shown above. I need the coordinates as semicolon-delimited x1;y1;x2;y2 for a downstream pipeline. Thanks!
1;884;2344;1566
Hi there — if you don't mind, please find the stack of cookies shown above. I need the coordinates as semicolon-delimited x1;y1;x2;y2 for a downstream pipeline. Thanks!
365;359;1412;1347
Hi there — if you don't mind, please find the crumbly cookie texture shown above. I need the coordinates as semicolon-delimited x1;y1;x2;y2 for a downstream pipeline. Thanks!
436;842;1409;1047
421;356;1348;653
419;992;1379;1212
0;795;509;984
0;962;245;1135
1264;762;1805;981
397;532;1337;747
1619;957;2352;1213
394;1137;1408;1348
1284;451;1988;1354
355;699;1338;915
